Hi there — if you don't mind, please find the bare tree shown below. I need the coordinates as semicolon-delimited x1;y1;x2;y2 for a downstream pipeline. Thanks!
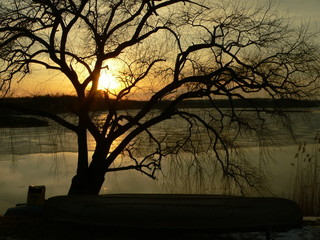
0;0;319;195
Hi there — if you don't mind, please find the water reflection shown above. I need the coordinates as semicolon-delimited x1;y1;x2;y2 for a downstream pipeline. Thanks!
0;152;76;214
0;109;320;214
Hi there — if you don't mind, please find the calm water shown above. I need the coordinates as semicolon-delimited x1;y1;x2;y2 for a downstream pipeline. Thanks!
1;108;320;214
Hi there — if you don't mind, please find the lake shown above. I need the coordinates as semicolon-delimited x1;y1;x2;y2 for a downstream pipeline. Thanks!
1;108;320;215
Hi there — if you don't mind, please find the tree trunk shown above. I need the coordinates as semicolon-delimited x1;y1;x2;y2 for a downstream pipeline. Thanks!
68;123;89;195
67;169;105;195
67;96;109;195
68;134;107;195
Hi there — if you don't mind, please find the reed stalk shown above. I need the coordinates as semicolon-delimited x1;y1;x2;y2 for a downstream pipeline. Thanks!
289;135;320;216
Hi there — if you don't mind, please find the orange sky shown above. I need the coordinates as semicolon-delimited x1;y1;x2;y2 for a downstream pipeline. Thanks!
8;0;320;98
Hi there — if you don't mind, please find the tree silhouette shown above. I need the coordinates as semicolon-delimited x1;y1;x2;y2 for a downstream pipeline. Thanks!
1;0;319;195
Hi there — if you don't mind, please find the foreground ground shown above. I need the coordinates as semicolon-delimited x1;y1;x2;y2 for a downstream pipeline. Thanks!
0;215;320;240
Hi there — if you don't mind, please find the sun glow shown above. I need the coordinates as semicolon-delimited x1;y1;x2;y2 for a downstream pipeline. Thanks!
98;71;121;92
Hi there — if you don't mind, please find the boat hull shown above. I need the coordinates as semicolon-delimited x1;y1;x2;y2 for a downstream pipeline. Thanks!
44;194;303;231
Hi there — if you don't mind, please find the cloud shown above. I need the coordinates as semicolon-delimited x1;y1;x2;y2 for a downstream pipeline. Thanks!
278;0;320;24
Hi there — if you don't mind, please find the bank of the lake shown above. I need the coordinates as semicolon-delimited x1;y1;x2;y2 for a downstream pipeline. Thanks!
0;214;319;240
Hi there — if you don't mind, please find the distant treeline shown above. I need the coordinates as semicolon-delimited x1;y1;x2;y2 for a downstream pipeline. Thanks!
0;115;49;128
1;95;320;114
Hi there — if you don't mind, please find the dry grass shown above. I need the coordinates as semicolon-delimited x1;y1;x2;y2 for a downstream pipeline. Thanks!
289;135;320;216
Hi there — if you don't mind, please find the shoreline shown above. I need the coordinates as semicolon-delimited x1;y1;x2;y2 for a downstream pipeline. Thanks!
1;214;319;240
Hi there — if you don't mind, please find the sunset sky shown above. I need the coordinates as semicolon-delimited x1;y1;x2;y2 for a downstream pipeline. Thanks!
10;0;320;97
278;0;319;23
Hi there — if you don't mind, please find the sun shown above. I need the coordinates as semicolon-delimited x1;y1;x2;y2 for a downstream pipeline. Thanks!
98;71;121;91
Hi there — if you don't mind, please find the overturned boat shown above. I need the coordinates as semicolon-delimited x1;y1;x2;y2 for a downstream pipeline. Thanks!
44;194;303;233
